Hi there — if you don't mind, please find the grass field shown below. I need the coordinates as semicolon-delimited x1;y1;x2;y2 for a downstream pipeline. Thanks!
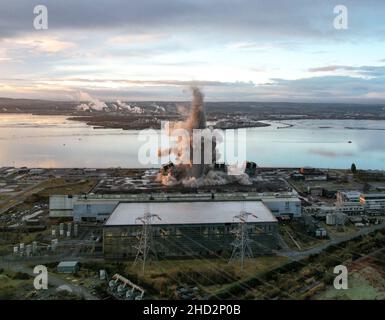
317;266;385;300
0;270;32;300
79;255;288;299
127;256;288;298
36;178;97;197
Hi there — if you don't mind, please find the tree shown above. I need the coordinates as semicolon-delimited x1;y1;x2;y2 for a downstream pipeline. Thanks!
351;163;357;173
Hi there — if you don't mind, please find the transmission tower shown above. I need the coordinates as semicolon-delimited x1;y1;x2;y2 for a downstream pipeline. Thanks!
133;203;161;273
229;206;257;271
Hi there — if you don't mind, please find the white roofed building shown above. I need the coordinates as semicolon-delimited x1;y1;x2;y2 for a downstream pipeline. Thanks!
103;200;279;259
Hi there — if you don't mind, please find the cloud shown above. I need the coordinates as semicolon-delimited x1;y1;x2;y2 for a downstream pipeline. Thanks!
0;49;12;62
3;73;385;103
1;0;384;41
39;78;254;87
309;64;385;77
107;33;168;45
309;65;354;72
3;35;75;54
254;75;385;102
1;1;385;102
308;149;355;158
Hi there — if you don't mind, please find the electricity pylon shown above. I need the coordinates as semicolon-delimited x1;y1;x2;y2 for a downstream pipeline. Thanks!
229;209;257;271
133;204;161;273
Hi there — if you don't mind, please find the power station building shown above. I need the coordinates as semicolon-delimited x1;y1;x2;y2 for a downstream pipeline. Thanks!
49;192;302;221
72;198;118;222
103;200;279;259
49;195;78;218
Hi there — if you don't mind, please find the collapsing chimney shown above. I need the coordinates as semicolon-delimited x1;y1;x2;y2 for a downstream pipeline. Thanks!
189;87;207;178
156;87;252;187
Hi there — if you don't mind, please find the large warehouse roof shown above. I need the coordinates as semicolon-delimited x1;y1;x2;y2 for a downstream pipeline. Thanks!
105;201;277;226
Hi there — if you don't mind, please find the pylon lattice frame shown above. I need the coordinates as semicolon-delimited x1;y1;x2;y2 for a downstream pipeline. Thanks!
229;210;257;270
133;205;161;273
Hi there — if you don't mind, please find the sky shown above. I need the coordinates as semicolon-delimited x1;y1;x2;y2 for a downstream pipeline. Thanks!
1;0;385;102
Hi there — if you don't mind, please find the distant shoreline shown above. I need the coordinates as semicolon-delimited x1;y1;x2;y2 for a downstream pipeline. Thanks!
2;111;385;131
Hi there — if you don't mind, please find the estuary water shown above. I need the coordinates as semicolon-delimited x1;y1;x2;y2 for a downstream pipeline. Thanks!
0;114;385;170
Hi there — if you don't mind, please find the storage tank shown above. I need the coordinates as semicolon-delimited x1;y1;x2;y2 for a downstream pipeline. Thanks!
126;289;134;300
336;212;347;226
117;284;127;296
32;241;38;254
74;224;79;237
326;213;336;225
51;239;58;251
26;244;32;256
109;280;118;289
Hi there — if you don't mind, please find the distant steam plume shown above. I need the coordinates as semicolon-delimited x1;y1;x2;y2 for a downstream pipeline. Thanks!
75;91;107;111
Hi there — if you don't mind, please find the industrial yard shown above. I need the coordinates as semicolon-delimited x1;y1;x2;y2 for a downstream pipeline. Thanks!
1;87;385;301
1;163;385;300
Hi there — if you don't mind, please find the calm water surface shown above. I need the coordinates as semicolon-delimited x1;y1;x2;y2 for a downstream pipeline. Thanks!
0;114;384;169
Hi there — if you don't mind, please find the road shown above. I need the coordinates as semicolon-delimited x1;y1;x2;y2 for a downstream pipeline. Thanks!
0;258;99;300
0;182;47;215
278;223;385;261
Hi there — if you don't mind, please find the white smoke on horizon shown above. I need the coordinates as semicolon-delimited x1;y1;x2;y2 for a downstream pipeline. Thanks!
116;100;144;113
75;91;108;111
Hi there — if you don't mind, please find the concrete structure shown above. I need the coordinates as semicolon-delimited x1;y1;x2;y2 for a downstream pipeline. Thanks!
315;228;327;238
50;191;301;222
326;212;348;226
336;191;361;203
308;186;323;197
103;201;279;259
326;213;336;226
321;202;365;216
49;195;77;218
73;198;118;222
57;261;80;273
299;167;327;181
261;197;301;218
360;193;385;213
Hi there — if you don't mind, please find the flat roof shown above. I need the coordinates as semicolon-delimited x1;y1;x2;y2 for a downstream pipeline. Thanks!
361;193;385;198
105;201;277;226
340;191;361;196
262;197;300;202
57;261;79;267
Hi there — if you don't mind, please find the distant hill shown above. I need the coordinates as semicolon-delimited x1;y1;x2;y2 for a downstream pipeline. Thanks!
0;97;385;120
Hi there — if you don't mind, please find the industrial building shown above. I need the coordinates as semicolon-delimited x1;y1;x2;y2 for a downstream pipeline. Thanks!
57;261;80;273
49;195;78;218
326;213;347;226
261;197;301;218
320;202;365;216
298;167;328;181
73;198;118;222
336;191;361;203
360;193;385;213
103;201;279;259
49;192;302;221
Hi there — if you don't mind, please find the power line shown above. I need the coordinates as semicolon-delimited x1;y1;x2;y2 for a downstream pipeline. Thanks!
133;203;161;273
229;205;258;271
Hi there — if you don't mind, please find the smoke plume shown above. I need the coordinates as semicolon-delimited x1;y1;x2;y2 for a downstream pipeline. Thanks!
156;87;251;187
75;91;108;111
